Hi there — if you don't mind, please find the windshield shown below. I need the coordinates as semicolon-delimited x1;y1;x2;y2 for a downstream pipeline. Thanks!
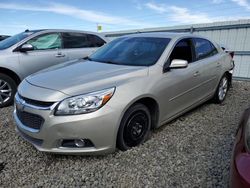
90;37;171;66
0;32;34;50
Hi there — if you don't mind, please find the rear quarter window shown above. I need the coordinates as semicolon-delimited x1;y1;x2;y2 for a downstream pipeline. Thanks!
87;34;106;47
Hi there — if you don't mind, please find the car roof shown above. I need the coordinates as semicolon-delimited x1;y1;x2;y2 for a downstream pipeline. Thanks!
25;29;102;35
21;29;108;42
122;32;202;39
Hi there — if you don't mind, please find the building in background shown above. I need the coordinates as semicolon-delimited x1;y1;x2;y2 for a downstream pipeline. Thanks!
104;19;250;80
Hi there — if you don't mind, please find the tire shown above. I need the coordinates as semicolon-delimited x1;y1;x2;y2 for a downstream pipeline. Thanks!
0;73;17;108
117;103;151;151
213;74;229;104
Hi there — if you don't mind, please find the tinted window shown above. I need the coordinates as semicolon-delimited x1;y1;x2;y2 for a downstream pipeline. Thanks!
169;39;193;63
87;34;106;47
26;33;62;50
90;37;171;66
62;33;90;48
194;38;218;60
0;32;34;50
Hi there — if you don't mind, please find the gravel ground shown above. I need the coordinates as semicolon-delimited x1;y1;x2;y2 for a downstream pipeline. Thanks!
0;81;250;187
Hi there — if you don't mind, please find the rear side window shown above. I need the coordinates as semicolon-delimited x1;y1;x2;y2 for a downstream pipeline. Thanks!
26;33;62;50
87;34;106;47
62;33;89;48
193;38;218;60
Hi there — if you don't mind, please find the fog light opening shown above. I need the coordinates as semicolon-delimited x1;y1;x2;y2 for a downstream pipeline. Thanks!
74;139;85;148
61;139;94;148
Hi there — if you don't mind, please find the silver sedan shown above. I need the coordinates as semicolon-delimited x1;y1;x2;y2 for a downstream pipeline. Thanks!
14;33;234;155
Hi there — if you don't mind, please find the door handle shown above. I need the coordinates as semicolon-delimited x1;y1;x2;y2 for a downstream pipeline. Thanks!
193;71;200;77
55;53;65;58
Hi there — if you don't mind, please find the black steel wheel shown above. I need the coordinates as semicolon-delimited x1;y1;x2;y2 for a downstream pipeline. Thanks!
117;103;151;151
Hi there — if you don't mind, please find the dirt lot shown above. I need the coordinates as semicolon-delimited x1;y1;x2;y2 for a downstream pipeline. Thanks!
0;81;250;187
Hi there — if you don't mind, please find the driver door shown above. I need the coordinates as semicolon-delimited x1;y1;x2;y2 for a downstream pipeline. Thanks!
157;38;202;121
18;32;68;78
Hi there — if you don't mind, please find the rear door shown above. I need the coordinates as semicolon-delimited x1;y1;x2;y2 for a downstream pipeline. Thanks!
18;32;68;77
61;32;106;60
192;38;221;99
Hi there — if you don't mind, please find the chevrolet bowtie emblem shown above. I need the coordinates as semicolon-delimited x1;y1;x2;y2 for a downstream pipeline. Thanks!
17;98;26;112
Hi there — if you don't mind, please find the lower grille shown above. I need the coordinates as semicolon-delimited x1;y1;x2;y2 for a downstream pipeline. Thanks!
17;127;43;146
16;109;44;130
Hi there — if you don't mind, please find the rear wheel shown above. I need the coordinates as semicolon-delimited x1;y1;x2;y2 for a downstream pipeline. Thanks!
213;74;229;103
0;73;17;108
117;103;151;151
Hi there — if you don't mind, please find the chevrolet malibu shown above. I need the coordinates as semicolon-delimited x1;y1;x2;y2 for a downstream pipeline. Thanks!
14;33;234;155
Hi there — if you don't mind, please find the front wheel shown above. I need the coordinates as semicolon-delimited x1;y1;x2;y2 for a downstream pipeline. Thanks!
213;74;229;103
0;73;17;108
117;103;151;151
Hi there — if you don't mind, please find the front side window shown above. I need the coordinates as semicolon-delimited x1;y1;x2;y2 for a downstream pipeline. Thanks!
90;37;171;66
62;33;89;48
193;38;217;60
169;39;193;63
26;33;62;50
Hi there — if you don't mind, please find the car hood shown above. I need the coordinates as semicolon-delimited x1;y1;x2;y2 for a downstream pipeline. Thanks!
26;60;148;96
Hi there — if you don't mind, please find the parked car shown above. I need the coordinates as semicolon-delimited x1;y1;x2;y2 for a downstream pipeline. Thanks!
14;32;234;155
230;107;250;187
0;29;108;107
0;35;10;42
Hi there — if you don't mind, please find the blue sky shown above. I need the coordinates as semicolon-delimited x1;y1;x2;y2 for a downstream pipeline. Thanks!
0;0;250;35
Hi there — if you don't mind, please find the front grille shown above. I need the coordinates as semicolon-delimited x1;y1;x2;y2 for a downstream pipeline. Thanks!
16;109;44;130
18;94;54;108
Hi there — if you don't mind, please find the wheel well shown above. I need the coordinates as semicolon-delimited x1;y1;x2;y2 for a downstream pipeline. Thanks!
225;71;232;85
0;67;21;85
134;97;159;129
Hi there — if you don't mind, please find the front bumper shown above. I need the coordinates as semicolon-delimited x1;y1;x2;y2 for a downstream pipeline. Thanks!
13;99;121;155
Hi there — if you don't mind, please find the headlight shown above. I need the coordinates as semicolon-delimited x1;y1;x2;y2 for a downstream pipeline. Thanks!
55;87;115;115
244;110;250;152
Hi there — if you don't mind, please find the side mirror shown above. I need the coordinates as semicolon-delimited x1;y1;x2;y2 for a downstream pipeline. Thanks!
19;44;34;52
169;59;188;69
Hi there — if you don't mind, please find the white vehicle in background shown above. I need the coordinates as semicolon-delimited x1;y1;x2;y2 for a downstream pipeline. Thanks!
0;29;108;107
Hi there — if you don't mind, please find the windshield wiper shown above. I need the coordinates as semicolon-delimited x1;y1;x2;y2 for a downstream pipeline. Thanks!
103;61;120;65
84;58;120;65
